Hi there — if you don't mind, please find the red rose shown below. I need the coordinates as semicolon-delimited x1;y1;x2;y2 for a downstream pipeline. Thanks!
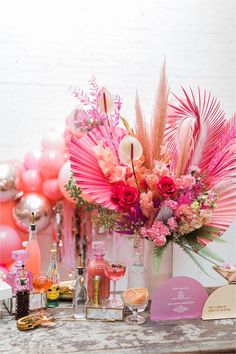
111;181;125;203
157;176;176;197
118;186;139;210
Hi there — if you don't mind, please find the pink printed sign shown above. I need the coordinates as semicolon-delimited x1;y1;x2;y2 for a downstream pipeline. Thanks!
151;276;208;321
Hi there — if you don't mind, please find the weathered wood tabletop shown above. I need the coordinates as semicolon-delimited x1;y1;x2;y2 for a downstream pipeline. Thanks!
0;306;235;354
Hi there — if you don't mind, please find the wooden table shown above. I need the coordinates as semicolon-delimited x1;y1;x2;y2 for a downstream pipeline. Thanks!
0;305;235;354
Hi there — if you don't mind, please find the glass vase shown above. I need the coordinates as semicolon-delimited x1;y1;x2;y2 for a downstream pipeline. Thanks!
128;234;146;288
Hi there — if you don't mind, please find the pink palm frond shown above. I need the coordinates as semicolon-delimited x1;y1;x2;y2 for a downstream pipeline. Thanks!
206;114;236;186
208;184;236;232
68;126;126;210
165;88;226;176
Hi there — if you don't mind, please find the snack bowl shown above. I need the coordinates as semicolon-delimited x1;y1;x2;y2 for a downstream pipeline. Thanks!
122;288;149;324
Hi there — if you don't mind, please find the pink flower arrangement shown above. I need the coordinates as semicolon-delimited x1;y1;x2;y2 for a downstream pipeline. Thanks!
67;70;236;270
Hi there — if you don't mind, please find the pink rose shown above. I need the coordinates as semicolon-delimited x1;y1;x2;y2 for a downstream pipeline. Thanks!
157;176;176;197
118;186;139;210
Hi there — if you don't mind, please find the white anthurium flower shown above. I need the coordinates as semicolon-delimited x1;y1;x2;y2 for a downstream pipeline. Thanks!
97;87;115;114
118;135;143;166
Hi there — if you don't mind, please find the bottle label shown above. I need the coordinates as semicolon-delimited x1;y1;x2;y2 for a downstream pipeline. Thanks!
47;285;60;300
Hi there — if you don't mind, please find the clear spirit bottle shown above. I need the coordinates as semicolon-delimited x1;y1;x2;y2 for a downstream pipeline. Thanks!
73;266;87;319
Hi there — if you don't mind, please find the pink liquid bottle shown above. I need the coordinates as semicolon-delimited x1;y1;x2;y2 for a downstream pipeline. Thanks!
23;212;41;276
5;249;33;293
87;241;110;301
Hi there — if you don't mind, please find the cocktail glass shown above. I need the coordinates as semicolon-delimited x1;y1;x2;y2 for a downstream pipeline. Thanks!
32;273;53;313
104;262;126;307
122;288;149;324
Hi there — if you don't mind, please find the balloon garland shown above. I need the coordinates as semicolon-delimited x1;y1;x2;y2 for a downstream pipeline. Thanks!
0;119;87;273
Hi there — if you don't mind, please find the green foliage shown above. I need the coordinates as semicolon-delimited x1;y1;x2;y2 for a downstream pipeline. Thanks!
197;246;224;263
176;242;213;278
65;177;97;212
181;225;222;246
153;243;168;273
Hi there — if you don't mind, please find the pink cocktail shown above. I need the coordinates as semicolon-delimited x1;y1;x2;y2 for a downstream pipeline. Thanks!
105;262;126;307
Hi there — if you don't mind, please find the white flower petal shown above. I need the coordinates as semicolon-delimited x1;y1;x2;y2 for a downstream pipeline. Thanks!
118;135;143;165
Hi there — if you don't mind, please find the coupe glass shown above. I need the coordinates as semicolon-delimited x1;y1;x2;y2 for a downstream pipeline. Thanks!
122;288;149;324
32;273;53;312
104;262;126;307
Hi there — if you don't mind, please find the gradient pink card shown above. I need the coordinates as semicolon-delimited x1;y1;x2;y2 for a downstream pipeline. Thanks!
150;276;208;321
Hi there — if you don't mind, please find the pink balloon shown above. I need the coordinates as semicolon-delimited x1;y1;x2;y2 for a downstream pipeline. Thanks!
21;169;43;192
64;127;72;147
10;160;26;192
41;129;65;152
39;150;65;179
0;265;9;275
0;225;22;265
58;161;93;204
58;161;76;204
0;201;16;228
24;149;42;170
42;179;63;201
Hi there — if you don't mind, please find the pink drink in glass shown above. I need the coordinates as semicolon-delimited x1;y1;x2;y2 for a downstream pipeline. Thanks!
104;264;126;281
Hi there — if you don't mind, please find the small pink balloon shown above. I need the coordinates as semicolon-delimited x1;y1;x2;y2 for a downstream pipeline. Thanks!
0;225;22;265
58;161;93;204
0;265;9;275
41;129;65;152
0;201;16;228
39;150;65;179
24;149;42;170
64;132;72;148
58;161;76;204
21;169;43;192
42;179;63;201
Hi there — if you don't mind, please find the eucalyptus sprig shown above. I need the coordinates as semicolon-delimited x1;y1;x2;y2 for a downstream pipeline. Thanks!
65;176;97;212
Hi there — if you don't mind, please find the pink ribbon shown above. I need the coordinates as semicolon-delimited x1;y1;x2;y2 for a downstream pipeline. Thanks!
63;200;75;270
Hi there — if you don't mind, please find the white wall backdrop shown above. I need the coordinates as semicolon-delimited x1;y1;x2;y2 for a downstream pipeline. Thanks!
0;0;235;285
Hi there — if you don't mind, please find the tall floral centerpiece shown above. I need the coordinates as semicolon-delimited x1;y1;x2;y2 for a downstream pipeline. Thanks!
67;67;236;274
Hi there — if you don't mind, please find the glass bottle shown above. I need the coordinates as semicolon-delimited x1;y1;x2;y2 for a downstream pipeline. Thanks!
73;265;87;318
5;249;32;293
46;249;60;308
128;236;146;288
87;241;110;302
15;265;30;320
23;212;41;275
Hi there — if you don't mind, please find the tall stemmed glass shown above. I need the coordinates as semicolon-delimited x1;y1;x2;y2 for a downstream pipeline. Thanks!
32;273;53;313
104;262;126;307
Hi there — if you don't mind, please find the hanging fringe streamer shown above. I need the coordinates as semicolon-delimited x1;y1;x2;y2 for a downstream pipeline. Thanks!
62;199;75;272
86;212;93;267
52;201;63;262
74;207;87;268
